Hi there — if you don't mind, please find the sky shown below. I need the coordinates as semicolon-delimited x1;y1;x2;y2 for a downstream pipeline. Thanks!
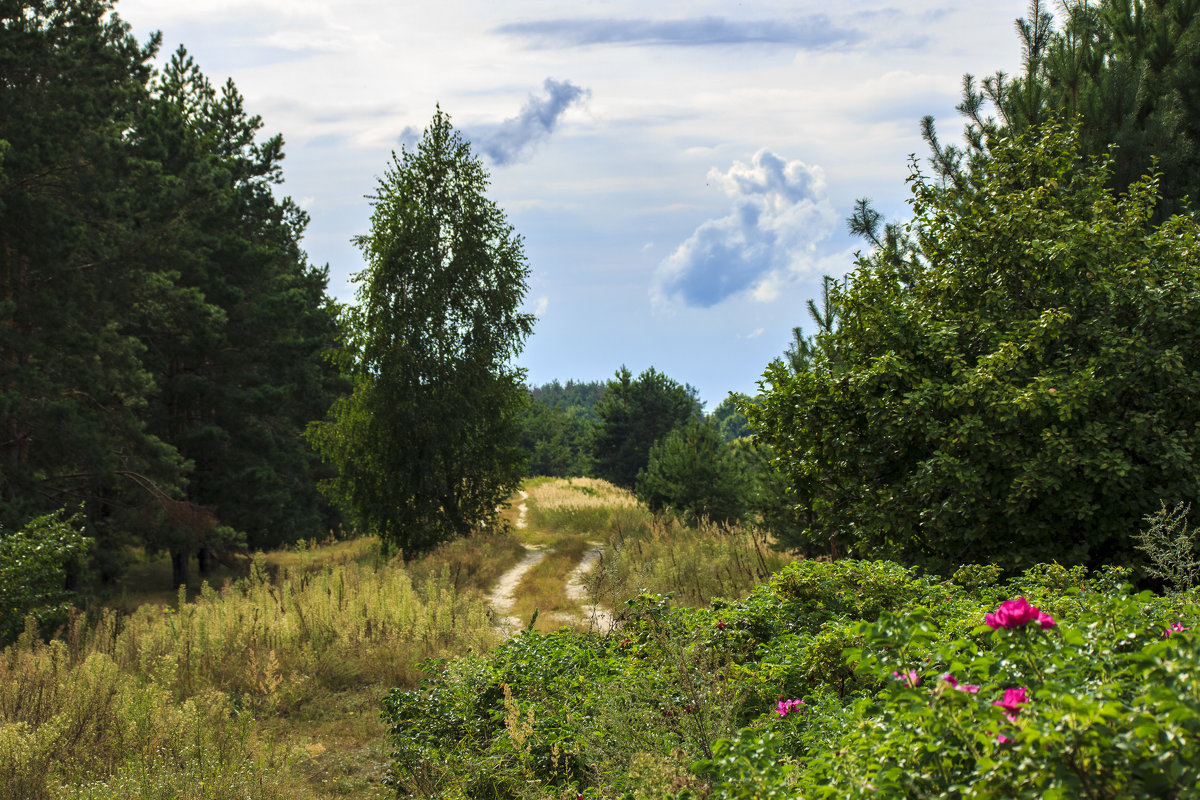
114;0;1032;410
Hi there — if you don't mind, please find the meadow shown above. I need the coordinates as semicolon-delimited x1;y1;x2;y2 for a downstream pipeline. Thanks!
0;524;525;800
5;479;1198;799
0;478;788;799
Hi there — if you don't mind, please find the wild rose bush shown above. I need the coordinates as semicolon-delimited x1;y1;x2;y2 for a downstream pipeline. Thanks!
384;560;1199;799
701;580;1200;800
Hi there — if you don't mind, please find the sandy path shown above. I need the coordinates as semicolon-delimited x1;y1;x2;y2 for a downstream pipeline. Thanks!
515;490;528;529
488;490;615;637
564;543;616;633
487;544;545;635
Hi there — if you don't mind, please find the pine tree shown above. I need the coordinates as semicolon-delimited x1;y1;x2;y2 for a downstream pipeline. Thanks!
131;48;344;580
0;0;185;575
927;0;1200;216
592;367;701;489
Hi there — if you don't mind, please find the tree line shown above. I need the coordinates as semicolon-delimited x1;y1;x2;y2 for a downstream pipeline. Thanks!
1;0;344;587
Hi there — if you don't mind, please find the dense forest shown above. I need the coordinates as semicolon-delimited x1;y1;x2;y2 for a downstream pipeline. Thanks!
1;1;345;590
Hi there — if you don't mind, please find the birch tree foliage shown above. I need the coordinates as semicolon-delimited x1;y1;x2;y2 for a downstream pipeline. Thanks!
309;110;534;555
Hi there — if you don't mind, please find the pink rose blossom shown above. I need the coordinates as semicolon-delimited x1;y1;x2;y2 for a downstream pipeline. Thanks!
941;673;980;693
776;698;806;717
984;597;1056;630
892;669;921;688
989;687;1029;742
992;687;1029;711
1164;622;1189;638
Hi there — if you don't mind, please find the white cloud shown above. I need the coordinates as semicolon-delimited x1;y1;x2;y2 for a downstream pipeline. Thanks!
653;149;839;308
468;79;591;166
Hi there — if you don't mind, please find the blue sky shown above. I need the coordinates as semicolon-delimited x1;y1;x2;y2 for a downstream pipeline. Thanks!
115;0;1030;409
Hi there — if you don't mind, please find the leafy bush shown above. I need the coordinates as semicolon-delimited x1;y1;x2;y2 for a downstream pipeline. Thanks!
0;510;89;643
694;565;1198;799
749;125;1200;573
383;557;1200;799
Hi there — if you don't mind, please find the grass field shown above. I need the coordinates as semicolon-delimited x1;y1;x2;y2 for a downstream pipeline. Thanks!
1;480;792;799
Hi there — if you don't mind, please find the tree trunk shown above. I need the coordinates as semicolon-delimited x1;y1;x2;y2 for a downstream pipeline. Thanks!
196;545;214;576
171;549;189;588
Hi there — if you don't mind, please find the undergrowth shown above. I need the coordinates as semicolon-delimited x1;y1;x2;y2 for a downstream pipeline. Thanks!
0;540;498;800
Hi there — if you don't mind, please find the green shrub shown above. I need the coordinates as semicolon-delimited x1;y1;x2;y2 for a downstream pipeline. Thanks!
382;557;1200;799
0;510;89;643
698;572;1199;799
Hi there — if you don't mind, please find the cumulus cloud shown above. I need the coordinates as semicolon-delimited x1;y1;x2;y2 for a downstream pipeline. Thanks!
654;150;838;308
495;15;862;49
469;78;590;166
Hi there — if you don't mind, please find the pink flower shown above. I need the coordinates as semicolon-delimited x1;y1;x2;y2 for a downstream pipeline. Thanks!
992;687;1029;711
941;673;980;693
892;669;921;688
989;687;1029;742
776;698;806;717
984;597;1056;630
1164;622;1189;638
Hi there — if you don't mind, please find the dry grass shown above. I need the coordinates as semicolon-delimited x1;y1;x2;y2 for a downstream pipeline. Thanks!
407;531;527;596
525;477;638;511
508;535;592;628
524;477;643;538
104;536;383;613
591;515;795;609
1;540;498;800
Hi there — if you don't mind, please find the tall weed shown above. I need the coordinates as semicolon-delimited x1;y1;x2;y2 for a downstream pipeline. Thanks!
1;542;496;799
0;624;295;800
592;515;793;608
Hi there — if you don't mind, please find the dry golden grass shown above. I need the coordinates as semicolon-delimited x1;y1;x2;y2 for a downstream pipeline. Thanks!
592;515;795;608
525;477;637;511
524;477;644;539
508;535;592;628
407;530;527;596
1;538;498;800
105;536;383;613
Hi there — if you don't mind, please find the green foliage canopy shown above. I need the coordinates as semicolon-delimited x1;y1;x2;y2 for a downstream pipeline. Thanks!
592;366;701;489
133;47;344;555
636;417;747;526
0;0;182;548
308;110;534;556
749;126;1200;573
516;380;604;478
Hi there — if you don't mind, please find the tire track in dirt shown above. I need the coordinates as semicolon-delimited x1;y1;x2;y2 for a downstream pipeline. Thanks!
488;492;540;635
487;544;545;635
488;490;615;637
